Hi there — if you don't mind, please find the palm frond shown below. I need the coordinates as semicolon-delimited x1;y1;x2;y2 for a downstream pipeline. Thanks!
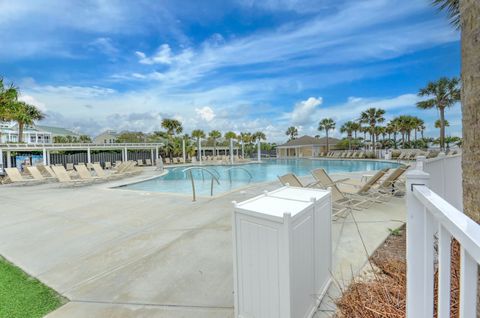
416;100;436;109
432;0;460;29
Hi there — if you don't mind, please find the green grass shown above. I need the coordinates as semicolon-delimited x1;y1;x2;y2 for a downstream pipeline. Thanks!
0;256;66;318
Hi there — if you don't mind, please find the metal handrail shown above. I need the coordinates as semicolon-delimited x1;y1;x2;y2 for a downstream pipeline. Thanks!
182;167;220;201
225;167;253;184
207;167;221;179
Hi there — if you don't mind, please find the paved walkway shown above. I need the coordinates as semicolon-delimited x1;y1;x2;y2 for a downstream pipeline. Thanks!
0;168;406;317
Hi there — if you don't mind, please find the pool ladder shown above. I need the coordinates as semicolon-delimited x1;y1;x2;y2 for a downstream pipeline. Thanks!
225;166;253;184
182;167;220;201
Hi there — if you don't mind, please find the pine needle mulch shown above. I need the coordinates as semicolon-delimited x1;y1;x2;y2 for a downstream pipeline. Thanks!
334;226;475;318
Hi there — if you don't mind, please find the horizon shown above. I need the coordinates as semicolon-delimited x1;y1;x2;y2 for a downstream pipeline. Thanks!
1;0;461;143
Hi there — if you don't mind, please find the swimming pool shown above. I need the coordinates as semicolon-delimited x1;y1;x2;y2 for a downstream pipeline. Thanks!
119;159;400;196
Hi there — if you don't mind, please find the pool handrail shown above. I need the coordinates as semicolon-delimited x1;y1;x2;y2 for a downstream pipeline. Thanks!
182;167;220;201
225;166;253;184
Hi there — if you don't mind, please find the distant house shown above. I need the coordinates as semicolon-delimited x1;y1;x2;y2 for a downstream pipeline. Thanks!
94;130;118;144
36;125;80;140
0;122;79;144
276;135;341;158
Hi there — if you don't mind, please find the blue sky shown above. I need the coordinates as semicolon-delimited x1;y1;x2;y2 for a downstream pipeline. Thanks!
0;0;460;141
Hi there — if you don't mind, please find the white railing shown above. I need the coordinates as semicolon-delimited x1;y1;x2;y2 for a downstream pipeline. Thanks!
422;153;463;210
406;158;480;318
0;142;164;149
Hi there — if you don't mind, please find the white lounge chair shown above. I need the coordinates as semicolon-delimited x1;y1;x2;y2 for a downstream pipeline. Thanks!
51;166;88;186
5;168;40;185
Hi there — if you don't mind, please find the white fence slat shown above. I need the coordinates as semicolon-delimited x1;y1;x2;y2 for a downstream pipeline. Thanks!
407;159;480;318
424;154;463;210
406;168;431;318
460;247;478;318
437;225;451;318
423;210;435;318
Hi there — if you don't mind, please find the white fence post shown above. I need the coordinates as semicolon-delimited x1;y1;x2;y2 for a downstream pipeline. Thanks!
406;156;431;318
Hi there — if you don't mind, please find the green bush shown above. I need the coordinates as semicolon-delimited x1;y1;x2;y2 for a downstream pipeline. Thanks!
365;151;376;159
390;150;402;159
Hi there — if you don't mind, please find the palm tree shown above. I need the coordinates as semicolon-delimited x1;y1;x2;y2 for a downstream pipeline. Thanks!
252;131;266;142
360;126;368;141
239;132;252;157
224;131;237;157
0;79;19;141
392;116;407;148
318;118;335;152
161;119;183;159
417;77;460;150
387;120;400;149
285;126;298;141
434;119;450;129
351;122;361;140
191;129;205;160
209;130;222;156
411;117;424;142
11;101;45;142
375;126;386;148
432;0;479;221
419;123;426;139
161;118;183;136
224;131;237;141
340;121;355;150
359;108;385;152
78;135;92;143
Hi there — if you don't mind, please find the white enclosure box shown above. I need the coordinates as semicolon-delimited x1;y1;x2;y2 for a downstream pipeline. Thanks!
233;186;332;318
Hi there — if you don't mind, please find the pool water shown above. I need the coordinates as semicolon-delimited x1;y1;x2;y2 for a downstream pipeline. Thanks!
119;159;400;196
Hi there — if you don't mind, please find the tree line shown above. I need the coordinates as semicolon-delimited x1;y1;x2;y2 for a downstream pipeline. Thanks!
115;118;272;159
285;77;460;152
0;78;45;143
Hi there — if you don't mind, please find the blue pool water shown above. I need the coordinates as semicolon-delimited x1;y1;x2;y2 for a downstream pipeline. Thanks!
120;159;400;196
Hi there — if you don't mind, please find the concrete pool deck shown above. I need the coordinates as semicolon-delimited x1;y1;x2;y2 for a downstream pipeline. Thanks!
0;167;406;317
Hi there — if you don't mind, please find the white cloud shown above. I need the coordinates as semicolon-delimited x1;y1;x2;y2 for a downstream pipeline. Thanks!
135;44;194;66
89;37;118;56
195;106;216;122
290;97;323;125
30;85;116;99
136;44;172;65
18;94;47;112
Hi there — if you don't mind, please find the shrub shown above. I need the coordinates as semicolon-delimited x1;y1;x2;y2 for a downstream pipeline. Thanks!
365;151;376;159
390;150;402;159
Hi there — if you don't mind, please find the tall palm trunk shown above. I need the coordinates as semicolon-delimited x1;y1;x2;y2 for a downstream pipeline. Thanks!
461;0;480;222
197;138;200;160
371;125;375;151
439;107;446;150
326;130;329;152
414;128;417;142
393;132;398;149
18;122;24;143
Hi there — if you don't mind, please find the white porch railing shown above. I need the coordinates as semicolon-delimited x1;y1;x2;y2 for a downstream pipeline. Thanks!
422;153;463;210
406;157;480;318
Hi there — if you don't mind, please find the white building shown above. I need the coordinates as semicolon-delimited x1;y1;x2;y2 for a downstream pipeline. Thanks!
0;122;80;144
0;122;52;144
94;130;118;144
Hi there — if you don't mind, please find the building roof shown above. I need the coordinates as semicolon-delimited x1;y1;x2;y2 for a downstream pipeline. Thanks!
36;125;80;136
95;130;118;138
277;135;341;147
